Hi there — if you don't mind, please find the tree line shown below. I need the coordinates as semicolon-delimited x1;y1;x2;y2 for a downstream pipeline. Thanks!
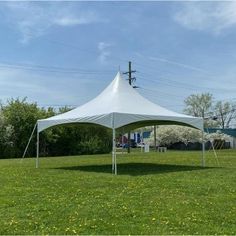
184;93;236;128
0;98;112;159
0;93;235;159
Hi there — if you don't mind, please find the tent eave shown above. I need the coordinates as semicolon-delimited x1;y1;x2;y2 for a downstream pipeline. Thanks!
37;112;203;133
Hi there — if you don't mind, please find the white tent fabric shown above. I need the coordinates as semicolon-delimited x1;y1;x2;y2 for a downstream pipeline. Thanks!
36;72;205;173
38;72;203;132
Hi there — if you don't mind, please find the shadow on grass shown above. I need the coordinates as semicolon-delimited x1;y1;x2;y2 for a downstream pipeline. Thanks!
55;163;215;176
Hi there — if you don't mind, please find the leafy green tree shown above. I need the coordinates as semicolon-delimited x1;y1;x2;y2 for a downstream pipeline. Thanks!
39;106;112;156
2;98;49;157
43;124;112;156
0;111;14;158
76;125;112;155
0;98;112;158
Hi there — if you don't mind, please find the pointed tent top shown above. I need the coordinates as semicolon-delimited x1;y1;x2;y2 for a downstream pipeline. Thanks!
94;71;186;117
38;72;203;132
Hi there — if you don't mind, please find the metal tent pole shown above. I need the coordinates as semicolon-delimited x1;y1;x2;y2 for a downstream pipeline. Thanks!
122;128;124;155
114;129;117;175
22;123;37;159
112;128;114;173
112;128;117;175
141;128;144;153
112;149;114;173
202;130;205;167
36;124;39;168
154;125;157;151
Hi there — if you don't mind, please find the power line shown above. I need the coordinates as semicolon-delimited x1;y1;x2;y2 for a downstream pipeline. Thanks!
140;90;185;105
136;71;236;93
133;56;219;81
22;29;129;66
139;87;186;100
0;61;116;75
139;92;185;111
135;61;236;90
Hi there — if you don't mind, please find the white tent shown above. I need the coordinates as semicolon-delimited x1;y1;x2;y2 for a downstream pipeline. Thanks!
36;72;205;173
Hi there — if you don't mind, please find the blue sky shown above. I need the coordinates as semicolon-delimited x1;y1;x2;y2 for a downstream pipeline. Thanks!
0;1;236;112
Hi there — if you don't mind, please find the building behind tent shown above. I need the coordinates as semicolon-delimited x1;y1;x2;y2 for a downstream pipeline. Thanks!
207;128;236;149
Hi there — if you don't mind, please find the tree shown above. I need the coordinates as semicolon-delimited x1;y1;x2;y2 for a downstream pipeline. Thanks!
40;106;112;156
2;98;49;157
153;125;202;146
145;125;231;147
43;124;112;156
214;101;235;129
0;98;112;158
0;111;14;158
184;93;213;118
184;93;214;127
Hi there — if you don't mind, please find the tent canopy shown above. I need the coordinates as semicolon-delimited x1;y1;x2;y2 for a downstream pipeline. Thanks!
38;72;203;132
35;72;205;172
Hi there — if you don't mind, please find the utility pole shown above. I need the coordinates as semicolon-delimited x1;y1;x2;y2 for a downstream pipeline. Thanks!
124;61;136;86
123;61;136;153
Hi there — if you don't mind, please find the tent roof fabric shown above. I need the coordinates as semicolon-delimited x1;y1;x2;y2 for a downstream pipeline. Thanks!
38;72;203;132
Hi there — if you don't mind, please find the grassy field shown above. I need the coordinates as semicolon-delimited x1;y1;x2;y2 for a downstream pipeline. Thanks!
0;149;235;235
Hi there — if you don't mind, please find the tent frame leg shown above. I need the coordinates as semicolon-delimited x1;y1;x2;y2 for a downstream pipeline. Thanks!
36;125;39;168
154;125;157;151
112;128;117;175
202;130;205;167
122;128;124;155
141;128;144;153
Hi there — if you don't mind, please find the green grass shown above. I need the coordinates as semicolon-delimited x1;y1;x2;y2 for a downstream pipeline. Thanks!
0;150;235;235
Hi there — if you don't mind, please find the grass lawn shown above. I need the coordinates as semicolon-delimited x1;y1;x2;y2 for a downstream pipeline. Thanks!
0;149;235;235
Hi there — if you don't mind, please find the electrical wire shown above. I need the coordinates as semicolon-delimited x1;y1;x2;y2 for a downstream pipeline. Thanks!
136;71;236;93
0;61;116;75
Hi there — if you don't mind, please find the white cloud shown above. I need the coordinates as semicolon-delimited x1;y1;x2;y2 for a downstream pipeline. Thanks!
54;12;100;26
1;2;102;43
174;2;236;34
97;42;112;64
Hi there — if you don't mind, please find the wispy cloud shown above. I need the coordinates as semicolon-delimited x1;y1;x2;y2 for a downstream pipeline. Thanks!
97;42;112;64
0;65;105;105
173;2;236;34
1;2;102;43
135;52;210;74
54;12;100;26
149;56;209;74
0;66;53;102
